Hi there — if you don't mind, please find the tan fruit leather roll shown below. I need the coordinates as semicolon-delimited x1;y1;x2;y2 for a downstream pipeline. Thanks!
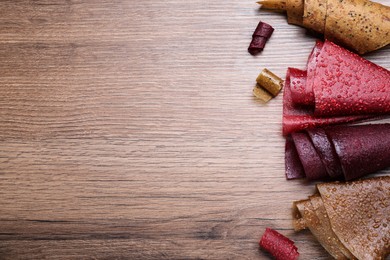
293;195;354;259
258;0;390;54
325;0;390;54
293;176;390;260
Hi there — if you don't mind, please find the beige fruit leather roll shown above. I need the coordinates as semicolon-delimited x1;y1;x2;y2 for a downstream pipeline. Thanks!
293;176;390;260
293;195;355;259
259;0;390;54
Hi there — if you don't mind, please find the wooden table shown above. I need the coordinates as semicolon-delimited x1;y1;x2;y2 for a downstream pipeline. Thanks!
0;1;389;259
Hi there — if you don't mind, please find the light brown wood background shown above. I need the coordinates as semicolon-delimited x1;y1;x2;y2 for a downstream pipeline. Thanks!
0;0;389;259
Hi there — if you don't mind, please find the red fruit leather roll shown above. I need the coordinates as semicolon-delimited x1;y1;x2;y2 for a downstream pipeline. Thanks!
259;228;299;260
312;40;390;117
282;67;368;135
327;123;390;180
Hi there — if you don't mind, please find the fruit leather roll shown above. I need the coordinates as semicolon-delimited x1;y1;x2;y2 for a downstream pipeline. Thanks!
309;41;390;117
285;123;390;181
282;67;371;135
293;176;390;259
282;40;389;135
258;0;390;53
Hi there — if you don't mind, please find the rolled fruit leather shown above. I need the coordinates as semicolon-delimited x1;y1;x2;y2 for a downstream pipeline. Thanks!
293;176;390;259
258;0;390;54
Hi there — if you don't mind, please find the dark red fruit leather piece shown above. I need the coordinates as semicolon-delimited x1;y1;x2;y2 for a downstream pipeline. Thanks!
326;124;390;180
285;136;305;180
248;21;274;55
313;40;390;117
306;128;343;178
259;228;299;260
282;68;368;135
291;132;328;180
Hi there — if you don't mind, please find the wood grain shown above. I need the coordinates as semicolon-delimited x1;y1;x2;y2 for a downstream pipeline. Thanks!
0;0;389;259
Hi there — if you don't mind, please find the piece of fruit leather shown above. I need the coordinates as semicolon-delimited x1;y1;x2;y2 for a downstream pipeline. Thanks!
306;128;343;179
313;41;390;117
282;67;368;135
248;21;274;55
323;0;390;54
259;228;299;260
317;176;390;260
293;195;353;259
286;123;390;181
290;40;323;106
291;132;328;180
285;136;305;180
326;123;390;180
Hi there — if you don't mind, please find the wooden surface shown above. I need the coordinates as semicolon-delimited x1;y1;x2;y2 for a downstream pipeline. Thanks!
0;1;389;259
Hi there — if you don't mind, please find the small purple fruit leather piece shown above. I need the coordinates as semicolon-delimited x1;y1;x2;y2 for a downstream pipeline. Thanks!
248;21;274;55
